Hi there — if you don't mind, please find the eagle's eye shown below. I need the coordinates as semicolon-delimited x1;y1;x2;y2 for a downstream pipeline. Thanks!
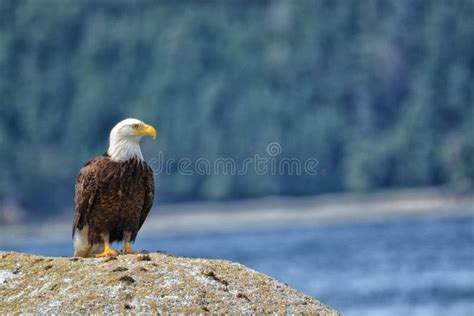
132;124;140;129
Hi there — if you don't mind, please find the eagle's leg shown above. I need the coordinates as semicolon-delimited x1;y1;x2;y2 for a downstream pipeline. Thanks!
123;242;135;254
122;231;136;254
95;234;118;257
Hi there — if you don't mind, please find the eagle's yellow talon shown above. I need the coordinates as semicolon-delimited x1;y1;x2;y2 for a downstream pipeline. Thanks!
95;242;118;257
122;242;136;254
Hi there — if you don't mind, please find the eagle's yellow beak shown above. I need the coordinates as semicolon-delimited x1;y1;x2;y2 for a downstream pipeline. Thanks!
137;124;157;140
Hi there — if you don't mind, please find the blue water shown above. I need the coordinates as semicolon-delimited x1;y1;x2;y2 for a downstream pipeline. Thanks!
2;214;474;315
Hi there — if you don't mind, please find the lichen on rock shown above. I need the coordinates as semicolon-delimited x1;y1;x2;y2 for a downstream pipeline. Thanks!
0;251;339;315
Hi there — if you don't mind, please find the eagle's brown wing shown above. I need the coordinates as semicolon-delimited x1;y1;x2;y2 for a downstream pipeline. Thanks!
137;164;154;232
72;159;99;238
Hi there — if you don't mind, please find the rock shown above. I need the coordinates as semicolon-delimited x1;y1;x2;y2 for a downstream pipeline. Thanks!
0;251;339;315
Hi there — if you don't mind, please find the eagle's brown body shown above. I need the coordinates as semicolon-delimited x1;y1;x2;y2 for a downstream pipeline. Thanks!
73;153;154;247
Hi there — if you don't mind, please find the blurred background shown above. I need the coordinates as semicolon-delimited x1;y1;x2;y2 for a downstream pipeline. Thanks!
0;1;473;315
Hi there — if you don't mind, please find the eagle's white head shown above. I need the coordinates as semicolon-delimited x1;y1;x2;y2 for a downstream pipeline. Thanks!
107;118;157;162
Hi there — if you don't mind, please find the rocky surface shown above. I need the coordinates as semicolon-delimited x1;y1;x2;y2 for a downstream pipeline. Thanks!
0;251;339;315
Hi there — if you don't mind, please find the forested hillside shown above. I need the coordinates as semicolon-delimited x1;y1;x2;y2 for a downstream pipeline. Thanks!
0;0;473;218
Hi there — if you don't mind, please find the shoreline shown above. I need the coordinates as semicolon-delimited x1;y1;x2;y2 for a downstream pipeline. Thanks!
1;187;473;243
142;187;474;234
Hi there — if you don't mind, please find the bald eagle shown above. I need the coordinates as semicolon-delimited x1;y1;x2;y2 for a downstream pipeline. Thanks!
73;118;157;257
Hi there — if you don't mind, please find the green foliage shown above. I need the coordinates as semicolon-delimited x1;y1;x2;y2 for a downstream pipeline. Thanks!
0;0;472;216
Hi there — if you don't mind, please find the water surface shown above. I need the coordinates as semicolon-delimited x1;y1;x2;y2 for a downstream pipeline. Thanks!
2;213;473;316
